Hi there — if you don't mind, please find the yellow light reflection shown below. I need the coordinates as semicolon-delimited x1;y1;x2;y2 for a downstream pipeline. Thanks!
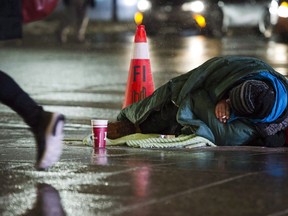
193;14;206;28
278;1;288;18
134;12;143;25
280;1;288;7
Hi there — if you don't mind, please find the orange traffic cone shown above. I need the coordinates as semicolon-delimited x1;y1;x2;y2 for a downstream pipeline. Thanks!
122;25;154;108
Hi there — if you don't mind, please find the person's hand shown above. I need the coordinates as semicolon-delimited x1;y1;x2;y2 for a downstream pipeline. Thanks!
215;99;231;123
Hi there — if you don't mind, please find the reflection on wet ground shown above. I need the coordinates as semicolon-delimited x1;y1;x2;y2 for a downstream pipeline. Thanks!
1;22;288;215
1;143;288;216
23;183;66;216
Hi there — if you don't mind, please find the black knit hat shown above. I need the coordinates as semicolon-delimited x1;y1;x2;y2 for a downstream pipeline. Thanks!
228;80;275;119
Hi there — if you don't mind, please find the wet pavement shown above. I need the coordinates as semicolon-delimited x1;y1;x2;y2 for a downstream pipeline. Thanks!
1;20;288;215
1;142;288;216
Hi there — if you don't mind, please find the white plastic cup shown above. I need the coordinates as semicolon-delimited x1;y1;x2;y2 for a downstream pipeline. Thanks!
91;119;108;149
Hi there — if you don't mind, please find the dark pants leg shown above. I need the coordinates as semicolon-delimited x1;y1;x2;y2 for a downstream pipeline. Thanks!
0;70;43;129
139;101;182;135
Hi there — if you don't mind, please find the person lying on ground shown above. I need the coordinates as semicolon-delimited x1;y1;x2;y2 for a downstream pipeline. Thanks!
107;55;288;148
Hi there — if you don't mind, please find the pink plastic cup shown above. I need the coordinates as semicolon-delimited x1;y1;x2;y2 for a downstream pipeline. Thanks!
91;119;108;149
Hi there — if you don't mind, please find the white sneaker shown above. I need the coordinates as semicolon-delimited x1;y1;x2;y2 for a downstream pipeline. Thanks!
34;112;65;170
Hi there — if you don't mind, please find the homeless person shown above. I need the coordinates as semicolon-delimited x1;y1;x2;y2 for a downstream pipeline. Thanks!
107;56;288;147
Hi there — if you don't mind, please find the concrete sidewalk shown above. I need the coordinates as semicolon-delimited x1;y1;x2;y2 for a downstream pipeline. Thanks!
1;123;288;215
